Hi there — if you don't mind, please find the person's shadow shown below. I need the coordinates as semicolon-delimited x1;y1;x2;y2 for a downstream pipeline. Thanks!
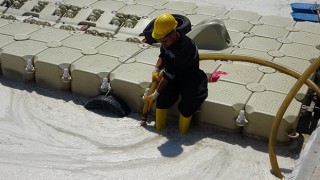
140;112;305;161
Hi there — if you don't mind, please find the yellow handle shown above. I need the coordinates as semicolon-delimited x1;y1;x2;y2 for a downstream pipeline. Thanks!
141;71;163;120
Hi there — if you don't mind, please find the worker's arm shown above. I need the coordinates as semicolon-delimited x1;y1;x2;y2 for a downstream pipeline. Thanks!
152;57;165;81
144;58;168;111
155;76;168;93
144;76;167;111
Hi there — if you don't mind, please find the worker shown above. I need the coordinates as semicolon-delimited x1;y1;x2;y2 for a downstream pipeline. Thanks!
144;13;208;134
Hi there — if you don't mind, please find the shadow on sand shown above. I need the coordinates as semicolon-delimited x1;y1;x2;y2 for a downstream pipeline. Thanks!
140;114;305;160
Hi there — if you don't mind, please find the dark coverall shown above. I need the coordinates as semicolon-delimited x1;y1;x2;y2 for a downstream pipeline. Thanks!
156;32;208;117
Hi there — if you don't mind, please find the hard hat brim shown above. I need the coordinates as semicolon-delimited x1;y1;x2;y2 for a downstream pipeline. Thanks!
152;30;165;40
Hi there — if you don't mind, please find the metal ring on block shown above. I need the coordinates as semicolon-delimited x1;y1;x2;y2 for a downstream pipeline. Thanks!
287;131;299;139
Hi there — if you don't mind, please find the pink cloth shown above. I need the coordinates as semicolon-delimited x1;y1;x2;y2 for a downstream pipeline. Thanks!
209;71;228;82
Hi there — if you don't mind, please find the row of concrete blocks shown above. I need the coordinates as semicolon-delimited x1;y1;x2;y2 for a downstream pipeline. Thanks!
0;0;153;37
0;21;306;142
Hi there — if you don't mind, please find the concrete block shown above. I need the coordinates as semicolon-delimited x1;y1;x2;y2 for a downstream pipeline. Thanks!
244;91;302;142
34;46;83;91
109;62;153;112
0;39;47;82
70;54;121;97
199;81;252;132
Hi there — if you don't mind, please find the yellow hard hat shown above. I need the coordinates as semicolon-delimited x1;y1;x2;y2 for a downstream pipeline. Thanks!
152;14;178;40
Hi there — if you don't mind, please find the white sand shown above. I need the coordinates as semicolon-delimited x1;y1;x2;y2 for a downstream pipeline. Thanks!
1;0;316;179
0;79;299;179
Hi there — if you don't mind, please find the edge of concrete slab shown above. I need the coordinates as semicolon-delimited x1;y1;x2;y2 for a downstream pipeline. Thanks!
287;122;320;180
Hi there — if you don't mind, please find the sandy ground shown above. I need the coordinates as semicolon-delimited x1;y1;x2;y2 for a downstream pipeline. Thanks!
0;78;302;180
0;0;317;179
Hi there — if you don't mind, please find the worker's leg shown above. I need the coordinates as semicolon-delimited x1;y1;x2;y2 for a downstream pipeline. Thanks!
179;70;208;134
156;108;168;130
179;113;192;134
156;80;179;130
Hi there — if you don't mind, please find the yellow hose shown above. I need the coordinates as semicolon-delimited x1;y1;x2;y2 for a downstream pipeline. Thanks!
199;53;320;97
199;53;320;178
269;56;320;178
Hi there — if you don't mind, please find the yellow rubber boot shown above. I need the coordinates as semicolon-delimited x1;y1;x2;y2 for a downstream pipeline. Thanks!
179;114;192;134
156;108;168;130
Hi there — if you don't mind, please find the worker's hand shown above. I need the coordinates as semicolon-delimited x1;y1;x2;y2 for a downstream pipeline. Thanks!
152;67;160;82
143;90;160;111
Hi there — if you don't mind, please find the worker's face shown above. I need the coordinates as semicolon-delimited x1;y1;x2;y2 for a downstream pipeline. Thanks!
158;31;175;47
